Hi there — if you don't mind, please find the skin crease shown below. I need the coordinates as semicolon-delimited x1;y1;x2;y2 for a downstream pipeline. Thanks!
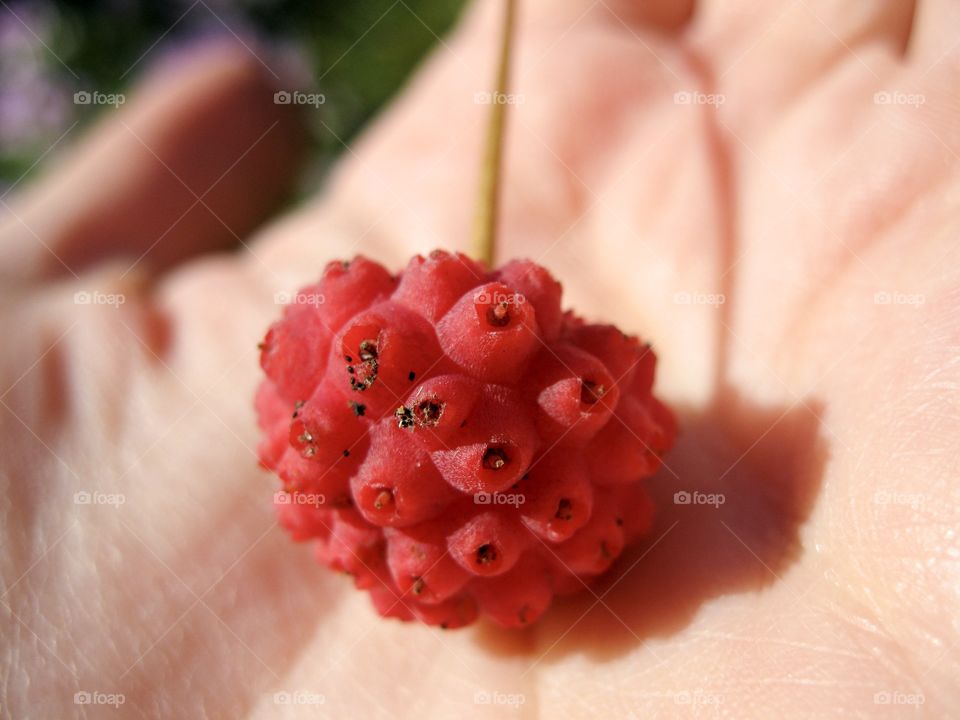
1;0;959;717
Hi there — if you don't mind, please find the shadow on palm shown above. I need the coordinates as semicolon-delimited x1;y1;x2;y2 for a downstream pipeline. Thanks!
476;387;828;660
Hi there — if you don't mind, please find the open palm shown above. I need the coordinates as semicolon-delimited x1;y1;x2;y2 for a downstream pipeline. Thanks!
3;1;958;717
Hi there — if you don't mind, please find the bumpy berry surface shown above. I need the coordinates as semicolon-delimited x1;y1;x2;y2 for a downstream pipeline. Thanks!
256;251;676;629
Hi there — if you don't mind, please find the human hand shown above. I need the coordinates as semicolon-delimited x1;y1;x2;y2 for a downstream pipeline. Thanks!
2;1;958;717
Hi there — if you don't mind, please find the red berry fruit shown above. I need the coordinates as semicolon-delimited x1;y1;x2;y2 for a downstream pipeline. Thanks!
256;252;676;628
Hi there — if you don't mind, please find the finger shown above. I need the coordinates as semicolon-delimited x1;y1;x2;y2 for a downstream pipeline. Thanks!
910;0;960;66
697;1;917;55
695;1;917;129
0;39;306;283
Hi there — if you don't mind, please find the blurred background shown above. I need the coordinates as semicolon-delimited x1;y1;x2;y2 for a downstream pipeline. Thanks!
0;0;467;193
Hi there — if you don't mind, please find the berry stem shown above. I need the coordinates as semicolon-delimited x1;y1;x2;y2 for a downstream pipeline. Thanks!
472;0;517;268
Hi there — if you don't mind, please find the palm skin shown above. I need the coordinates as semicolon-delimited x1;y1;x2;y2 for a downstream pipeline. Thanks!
2;1;958;717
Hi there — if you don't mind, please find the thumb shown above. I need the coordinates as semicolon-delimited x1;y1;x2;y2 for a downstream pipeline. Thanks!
0;39;307;283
